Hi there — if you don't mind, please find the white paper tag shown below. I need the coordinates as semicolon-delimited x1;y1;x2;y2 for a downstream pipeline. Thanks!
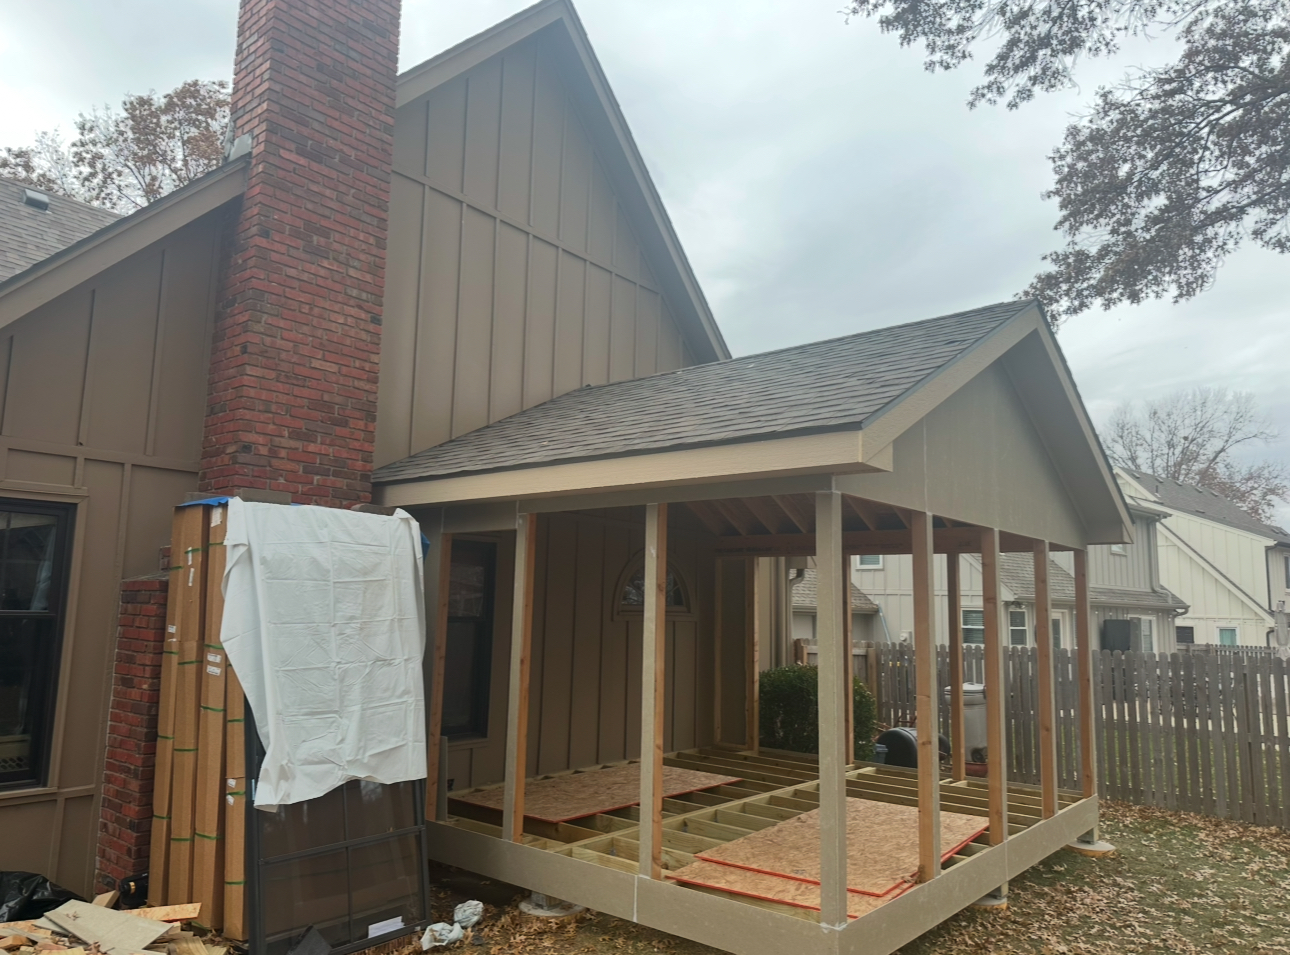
167;625;177;633
211;509;223;527
228;778;237;788
207;652;223;664
367;917;404;938
227;794;235;805
188;568;195;587
206;665;222;676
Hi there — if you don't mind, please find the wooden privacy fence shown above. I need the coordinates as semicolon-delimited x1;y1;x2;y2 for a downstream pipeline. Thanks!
827;642;1290;828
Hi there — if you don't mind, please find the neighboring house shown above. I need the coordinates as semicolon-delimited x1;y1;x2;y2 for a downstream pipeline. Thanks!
789;566;880;646
0;0;1134;950
853;505;1186;650
1119;468;1290;647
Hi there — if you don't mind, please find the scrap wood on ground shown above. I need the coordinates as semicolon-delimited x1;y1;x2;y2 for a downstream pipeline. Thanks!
0;900;233;955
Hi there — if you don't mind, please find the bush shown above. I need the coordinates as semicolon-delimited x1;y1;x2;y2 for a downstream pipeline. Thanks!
758;665;877;761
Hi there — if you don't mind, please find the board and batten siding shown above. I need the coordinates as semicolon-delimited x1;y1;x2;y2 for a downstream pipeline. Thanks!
378;37;700;467
1084;514;1156;592
444;511;722;792
0;212;224;894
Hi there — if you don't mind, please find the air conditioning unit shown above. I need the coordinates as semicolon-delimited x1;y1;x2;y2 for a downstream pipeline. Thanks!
1101;618;1131;652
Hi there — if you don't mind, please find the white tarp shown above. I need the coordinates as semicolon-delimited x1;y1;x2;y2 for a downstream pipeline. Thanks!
219;499;427;809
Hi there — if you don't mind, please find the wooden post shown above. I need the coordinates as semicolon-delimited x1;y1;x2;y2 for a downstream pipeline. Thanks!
502;513;537;843
843;554;855;765
1034;540;1058;818
222;667;247;942
714;558;724;745
639;503;668;880
745;558;760;753
192;504;228;930
815;490;848;927
981;527;1008;846
911;511;941;881
1074;549;1097;800
425;529;453;821
947;553;965;782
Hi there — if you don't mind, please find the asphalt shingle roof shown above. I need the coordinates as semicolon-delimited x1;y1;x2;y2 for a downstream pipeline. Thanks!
790;568;879;614
1123;469;1290;545
375;300;1033;484
998;553;1186;610
0;177;120;282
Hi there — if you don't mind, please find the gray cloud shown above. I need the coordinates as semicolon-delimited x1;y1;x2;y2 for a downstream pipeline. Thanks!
4;0;1287;522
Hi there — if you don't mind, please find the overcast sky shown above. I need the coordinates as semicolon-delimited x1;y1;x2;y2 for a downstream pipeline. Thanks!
3;0;1287;523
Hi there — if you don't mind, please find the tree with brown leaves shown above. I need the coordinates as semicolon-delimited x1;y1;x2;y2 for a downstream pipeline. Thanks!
845;0;1290;325
1104;386;1289;523
0;79;229;213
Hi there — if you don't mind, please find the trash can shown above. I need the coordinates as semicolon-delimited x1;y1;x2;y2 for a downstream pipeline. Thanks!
943;683;988;761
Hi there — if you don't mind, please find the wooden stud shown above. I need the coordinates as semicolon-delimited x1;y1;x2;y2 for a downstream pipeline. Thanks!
814;490;847;928
745;557;760;754
503;513;538;843
713;499;756;536
713;558;724;745
947;553;965;782
743;496;791;535
685;501;727;537
843;556;854;765
981;527;1009;846
639;503;668;880
222;667;246;942
192;505;228;930
771;495;811;534
842;495;885;533
425;529;453;821
911;510;941;881
1034;540;1058;818
1074;549;1097;801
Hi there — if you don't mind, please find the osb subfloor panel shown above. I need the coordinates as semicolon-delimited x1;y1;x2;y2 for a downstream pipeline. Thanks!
453;764;742;823
667;860;906;919
694;796;989;897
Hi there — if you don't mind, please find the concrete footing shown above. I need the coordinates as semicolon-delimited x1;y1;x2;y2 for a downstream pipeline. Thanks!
1066;839;1117;858
519;892;585;918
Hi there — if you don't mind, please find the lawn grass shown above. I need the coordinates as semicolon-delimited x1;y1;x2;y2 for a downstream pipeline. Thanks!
417;802;1290;955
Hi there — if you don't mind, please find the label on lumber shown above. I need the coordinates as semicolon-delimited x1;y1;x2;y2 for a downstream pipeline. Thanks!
206;666;221;676
207;653;223;664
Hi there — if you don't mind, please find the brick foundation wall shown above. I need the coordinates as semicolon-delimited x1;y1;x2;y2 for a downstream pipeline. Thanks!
198;0;402;505
95;576;169;892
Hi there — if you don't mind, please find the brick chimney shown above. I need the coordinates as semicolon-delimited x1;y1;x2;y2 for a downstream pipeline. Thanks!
199;0;402;504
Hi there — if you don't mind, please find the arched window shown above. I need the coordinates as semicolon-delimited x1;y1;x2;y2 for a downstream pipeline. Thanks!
614;554;693;619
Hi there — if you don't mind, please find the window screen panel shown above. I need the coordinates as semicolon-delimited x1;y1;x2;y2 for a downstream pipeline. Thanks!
962;609;984;645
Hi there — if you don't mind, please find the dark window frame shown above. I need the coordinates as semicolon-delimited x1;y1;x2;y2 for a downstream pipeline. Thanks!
442;539;497;741
612;553;696;622
0;498;74;791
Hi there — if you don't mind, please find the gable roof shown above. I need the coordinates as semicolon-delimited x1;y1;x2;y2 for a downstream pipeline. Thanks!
0;158;247;330
1121;468;1290;544
0;177;120;282
791;568;879;614
996;552;1186;611
375;300;1030;484
395;0;728;363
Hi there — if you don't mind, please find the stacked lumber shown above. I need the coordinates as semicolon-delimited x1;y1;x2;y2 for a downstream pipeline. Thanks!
0;900;223;955
149;503;246;940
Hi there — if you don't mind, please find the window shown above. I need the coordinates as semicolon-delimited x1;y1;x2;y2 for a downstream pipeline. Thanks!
442;540;496;740
620;568;687;610
0;501;73;789
1176;625;1195;645
1218;627;1238;647
1130;616;1154;652
1009;609;1028;646
1284;554;1290;590
1051;615;1063;652
962;609;984;645
854;554;882;570
1109;543;1127;556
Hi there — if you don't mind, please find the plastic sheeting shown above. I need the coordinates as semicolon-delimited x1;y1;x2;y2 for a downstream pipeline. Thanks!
220;499;427;810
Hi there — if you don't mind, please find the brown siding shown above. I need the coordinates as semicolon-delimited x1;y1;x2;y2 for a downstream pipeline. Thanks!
378;37;702;467
447;511;717;791
0;211;223;894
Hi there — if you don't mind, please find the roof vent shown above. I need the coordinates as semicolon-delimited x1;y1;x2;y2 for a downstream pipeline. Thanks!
22;188;50;211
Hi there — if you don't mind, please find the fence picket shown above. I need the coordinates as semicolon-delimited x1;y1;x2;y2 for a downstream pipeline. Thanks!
1259;656;1277;825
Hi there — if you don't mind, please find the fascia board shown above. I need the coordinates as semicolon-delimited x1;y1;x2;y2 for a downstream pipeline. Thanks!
0;159;247;330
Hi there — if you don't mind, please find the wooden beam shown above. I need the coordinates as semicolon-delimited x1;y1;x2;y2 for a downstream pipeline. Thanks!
743;496;791;535
1034;540;1058;819
772;495;811;534
947;553;965;782
1074;549;1097;800
814;490;848;928
425;530;453;821
684;500;727;536
502;513;537;843
639;504;669;880
745;559;760;753
981;527;1008;846
911;510;941;882
711;526;1041;557
713;499;757;536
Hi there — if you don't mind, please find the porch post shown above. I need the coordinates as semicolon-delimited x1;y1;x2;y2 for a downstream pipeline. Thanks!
745;558;760;754
639;503;668;880
843;554;854;765
980;527;1008;846
713;558;724;746
815;490;848;928
502;513;537;843
947;552;965;782
425;528;453;822
1034;540;1058;818
911;511;941;881
1074;549;1097;800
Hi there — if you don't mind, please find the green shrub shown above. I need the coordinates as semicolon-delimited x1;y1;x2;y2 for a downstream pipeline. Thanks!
758;665;877;761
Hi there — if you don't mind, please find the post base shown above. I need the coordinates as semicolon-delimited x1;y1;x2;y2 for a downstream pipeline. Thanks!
1066;839;1116;858
519;892;585;919
970;894;1008;911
